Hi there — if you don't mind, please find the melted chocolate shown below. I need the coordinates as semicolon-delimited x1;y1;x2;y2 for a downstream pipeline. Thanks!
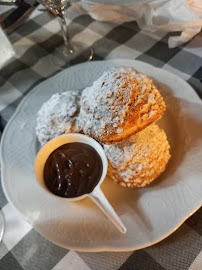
44;142;103;198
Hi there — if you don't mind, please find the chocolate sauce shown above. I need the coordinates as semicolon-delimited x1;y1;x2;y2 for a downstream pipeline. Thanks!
44;142;103;198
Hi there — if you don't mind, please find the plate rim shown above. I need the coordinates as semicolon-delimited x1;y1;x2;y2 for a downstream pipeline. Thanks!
1;59;202;252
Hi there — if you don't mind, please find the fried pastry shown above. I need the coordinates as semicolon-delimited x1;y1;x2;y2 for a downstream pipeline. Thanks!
36;91;81;145
103;124;170;188
78;67;166;144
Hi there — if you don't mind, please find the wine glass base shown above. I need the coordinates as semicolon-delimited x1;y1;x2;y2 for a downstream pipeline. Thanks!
52;42;93;68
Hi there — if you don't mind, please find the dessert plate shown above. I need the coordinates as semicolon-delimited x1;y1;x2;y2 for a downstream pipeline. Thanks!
1;59;202;252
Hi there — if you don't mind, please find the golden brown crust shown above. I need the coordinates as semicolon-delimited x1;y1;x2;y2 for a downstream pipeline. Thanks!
78;67;166;144
103;124;171;188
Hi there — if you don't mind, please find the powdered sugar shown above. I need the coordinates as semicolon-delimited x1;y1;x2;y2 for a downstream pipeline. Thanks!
36;66;165;147
104;124;170;187
36;91;81;145
77;66;161;141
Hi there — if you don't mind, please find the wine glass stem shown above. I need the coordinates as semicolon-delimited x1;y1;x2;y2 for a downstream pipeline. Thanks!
58;14;73;54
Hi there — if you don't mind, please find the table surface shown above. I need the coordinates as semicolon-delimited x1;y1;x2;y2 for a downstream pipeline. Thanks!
0;4;202;270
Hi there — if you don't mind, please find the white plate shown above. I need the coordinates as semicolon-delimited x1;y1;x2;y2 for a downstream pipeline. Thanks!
1;59;202;252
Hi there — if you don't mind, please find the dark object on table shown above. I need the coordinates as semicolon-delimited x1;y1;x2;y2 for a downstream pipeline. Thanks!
0;0;38;33
0;116;4;134
0;0;22;4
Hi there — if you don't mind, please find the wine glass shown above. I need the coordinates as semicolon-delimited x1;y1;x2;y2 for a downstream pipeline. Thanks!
38;0;93;66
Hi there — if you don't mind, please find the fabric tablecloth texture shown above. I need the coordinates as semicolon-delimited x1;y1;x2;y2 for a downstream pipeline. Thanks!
0;4;202;270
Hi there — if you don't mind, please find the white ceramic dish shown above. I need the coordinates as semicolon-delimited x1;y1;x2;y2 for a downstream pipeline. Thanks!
1;59;202;252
